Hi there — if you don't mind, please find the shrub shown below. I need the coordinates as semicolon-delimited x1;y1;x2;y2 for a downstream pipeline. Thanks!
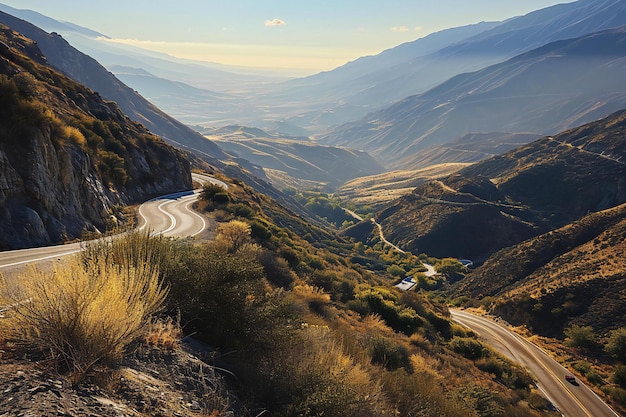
369;336;411;371
199;183;224;200
229;203;254;219
381;369;469;417
258;251;296;288
611;387;626;406
4;258;166;382
564;324;597;350
613;365;626;389
214;220;252;254
261;326;386;417
143;316;183;350
606;328;626;362
450;336;485;360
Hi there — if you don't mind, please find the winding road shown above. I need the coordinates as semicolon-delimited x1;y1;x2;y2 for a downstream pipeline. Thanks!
451;310;619;417
0;173;225;271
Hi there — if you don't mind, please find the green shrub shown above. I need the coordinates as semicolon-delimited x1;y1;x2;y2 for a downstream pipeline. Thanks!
610;387;626;406
200;183;228;203
606;328;626;362
564;324;597;350
450;337;485;360
613;365;626;388
369;337;411;371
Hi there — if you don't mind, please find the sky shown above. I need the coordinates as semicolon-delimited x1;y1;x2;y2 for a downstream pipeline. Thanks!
2;0;569;75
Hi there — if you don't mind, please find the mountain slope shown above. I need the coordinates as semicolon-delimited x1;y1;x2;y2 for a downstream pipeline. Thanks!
272;0;626;132
204;126;384;190
321;24;626;169
0;24;191;249
374;110;626;261
454;201;626;342
0;10;230;163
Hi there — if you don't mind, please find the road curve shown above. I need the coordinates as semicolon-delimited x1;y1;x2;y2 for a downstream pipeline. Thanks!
451;310;619;417
0;173;225;270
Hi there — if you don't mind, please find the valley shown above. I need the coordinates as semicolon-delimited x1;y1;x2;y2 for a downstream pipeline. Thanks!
1;1;626;416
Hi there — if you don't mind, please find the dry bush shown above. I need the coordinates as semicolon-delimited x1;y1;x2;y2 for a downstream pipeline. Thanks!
292;284;331;315
4;258;167;382
279;325;387;417
143;316;183;350
214;220;253;254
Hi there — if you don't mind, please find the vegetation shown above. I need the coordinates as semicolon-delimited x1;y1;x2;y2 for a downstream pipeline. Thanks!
1;253;167;382
0;174;554;416
291;190;354;228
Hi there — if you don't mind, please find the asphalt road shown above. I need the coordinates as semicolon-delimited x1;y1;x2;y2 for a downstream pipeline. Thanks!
451;310;620;417
0;173;225;272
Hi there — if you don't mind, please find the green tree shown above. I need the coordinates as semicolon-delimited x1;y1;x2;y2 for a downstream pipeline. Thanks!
606;328;626;362
612;365;626;388
564;325;596;350
435;258;465;281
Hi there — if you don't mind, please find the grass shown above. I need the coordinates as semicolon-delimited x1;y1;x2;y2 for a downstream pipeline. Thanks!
1;234;168;382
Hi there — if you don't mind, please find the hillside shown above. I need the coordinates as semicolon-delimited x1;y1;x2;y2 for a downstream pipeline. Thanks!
335;163;469;208
453;203;626;337
0;24;191;249
203;125;384;190
373;110;626;261
1;168;556;417
320;24;626;169
0;10;232;164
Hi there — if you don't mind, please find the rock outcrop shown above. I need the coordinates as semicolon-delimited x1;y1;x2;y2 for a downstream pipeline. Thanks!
0;25;191;249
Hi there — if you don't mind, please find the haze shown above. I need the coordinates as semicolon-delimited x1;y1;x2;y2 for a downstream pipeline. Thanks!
1;0;568;75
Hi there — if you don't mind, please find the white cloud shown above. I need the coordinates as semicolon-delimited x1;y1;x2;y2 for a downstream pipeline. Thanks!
265;18;285;27
391;26;422;33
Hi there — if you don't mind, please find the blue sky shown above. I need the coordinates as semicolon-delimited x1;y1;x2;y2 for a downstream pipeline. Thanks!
2;1;569;75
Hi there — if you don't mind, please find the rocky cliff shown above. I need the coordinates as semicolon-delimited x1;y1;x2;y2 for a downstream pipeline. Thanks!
0;25;191;249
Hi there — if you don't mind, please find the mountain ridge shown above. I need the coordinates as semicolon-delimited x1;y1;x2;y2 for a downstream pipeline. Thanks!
372;109;626;261
320;24;626;169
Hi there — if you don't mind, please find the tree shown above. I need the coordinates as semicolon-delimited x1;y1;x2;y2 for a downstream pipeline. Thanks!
606;328;626;362
564;325;596;350
435;258;465;281
200;183;226;202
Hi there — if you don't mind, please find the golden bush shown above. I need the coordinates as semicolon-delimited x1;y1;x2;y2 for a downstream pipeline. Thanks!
3;257;167;381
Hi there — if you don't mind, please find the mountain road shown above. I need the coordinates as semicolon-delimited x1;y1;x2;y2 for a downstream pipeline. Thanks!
0;173;225;272
451;310;619;417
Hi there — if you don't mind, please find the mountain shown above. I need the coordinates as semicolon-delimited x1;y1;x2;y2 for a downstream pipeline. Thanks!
372;109;626;261
109;65;240;126
0;24;191;249
453;202;626;338
0;10;231;163
320;24;626;169
269;0;626;133
203;126;384;190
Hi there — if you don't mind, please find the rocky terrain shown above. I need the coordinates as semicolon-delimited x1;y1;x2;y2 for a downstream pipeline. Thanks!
0;338;237;417
0;25;191;249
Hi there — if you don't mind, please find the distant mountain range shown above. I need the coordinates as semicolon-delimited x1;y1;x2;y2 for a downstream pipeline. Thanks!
203;126;384;190
5;0;626;182
321;24;626;169
273;0;626;132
